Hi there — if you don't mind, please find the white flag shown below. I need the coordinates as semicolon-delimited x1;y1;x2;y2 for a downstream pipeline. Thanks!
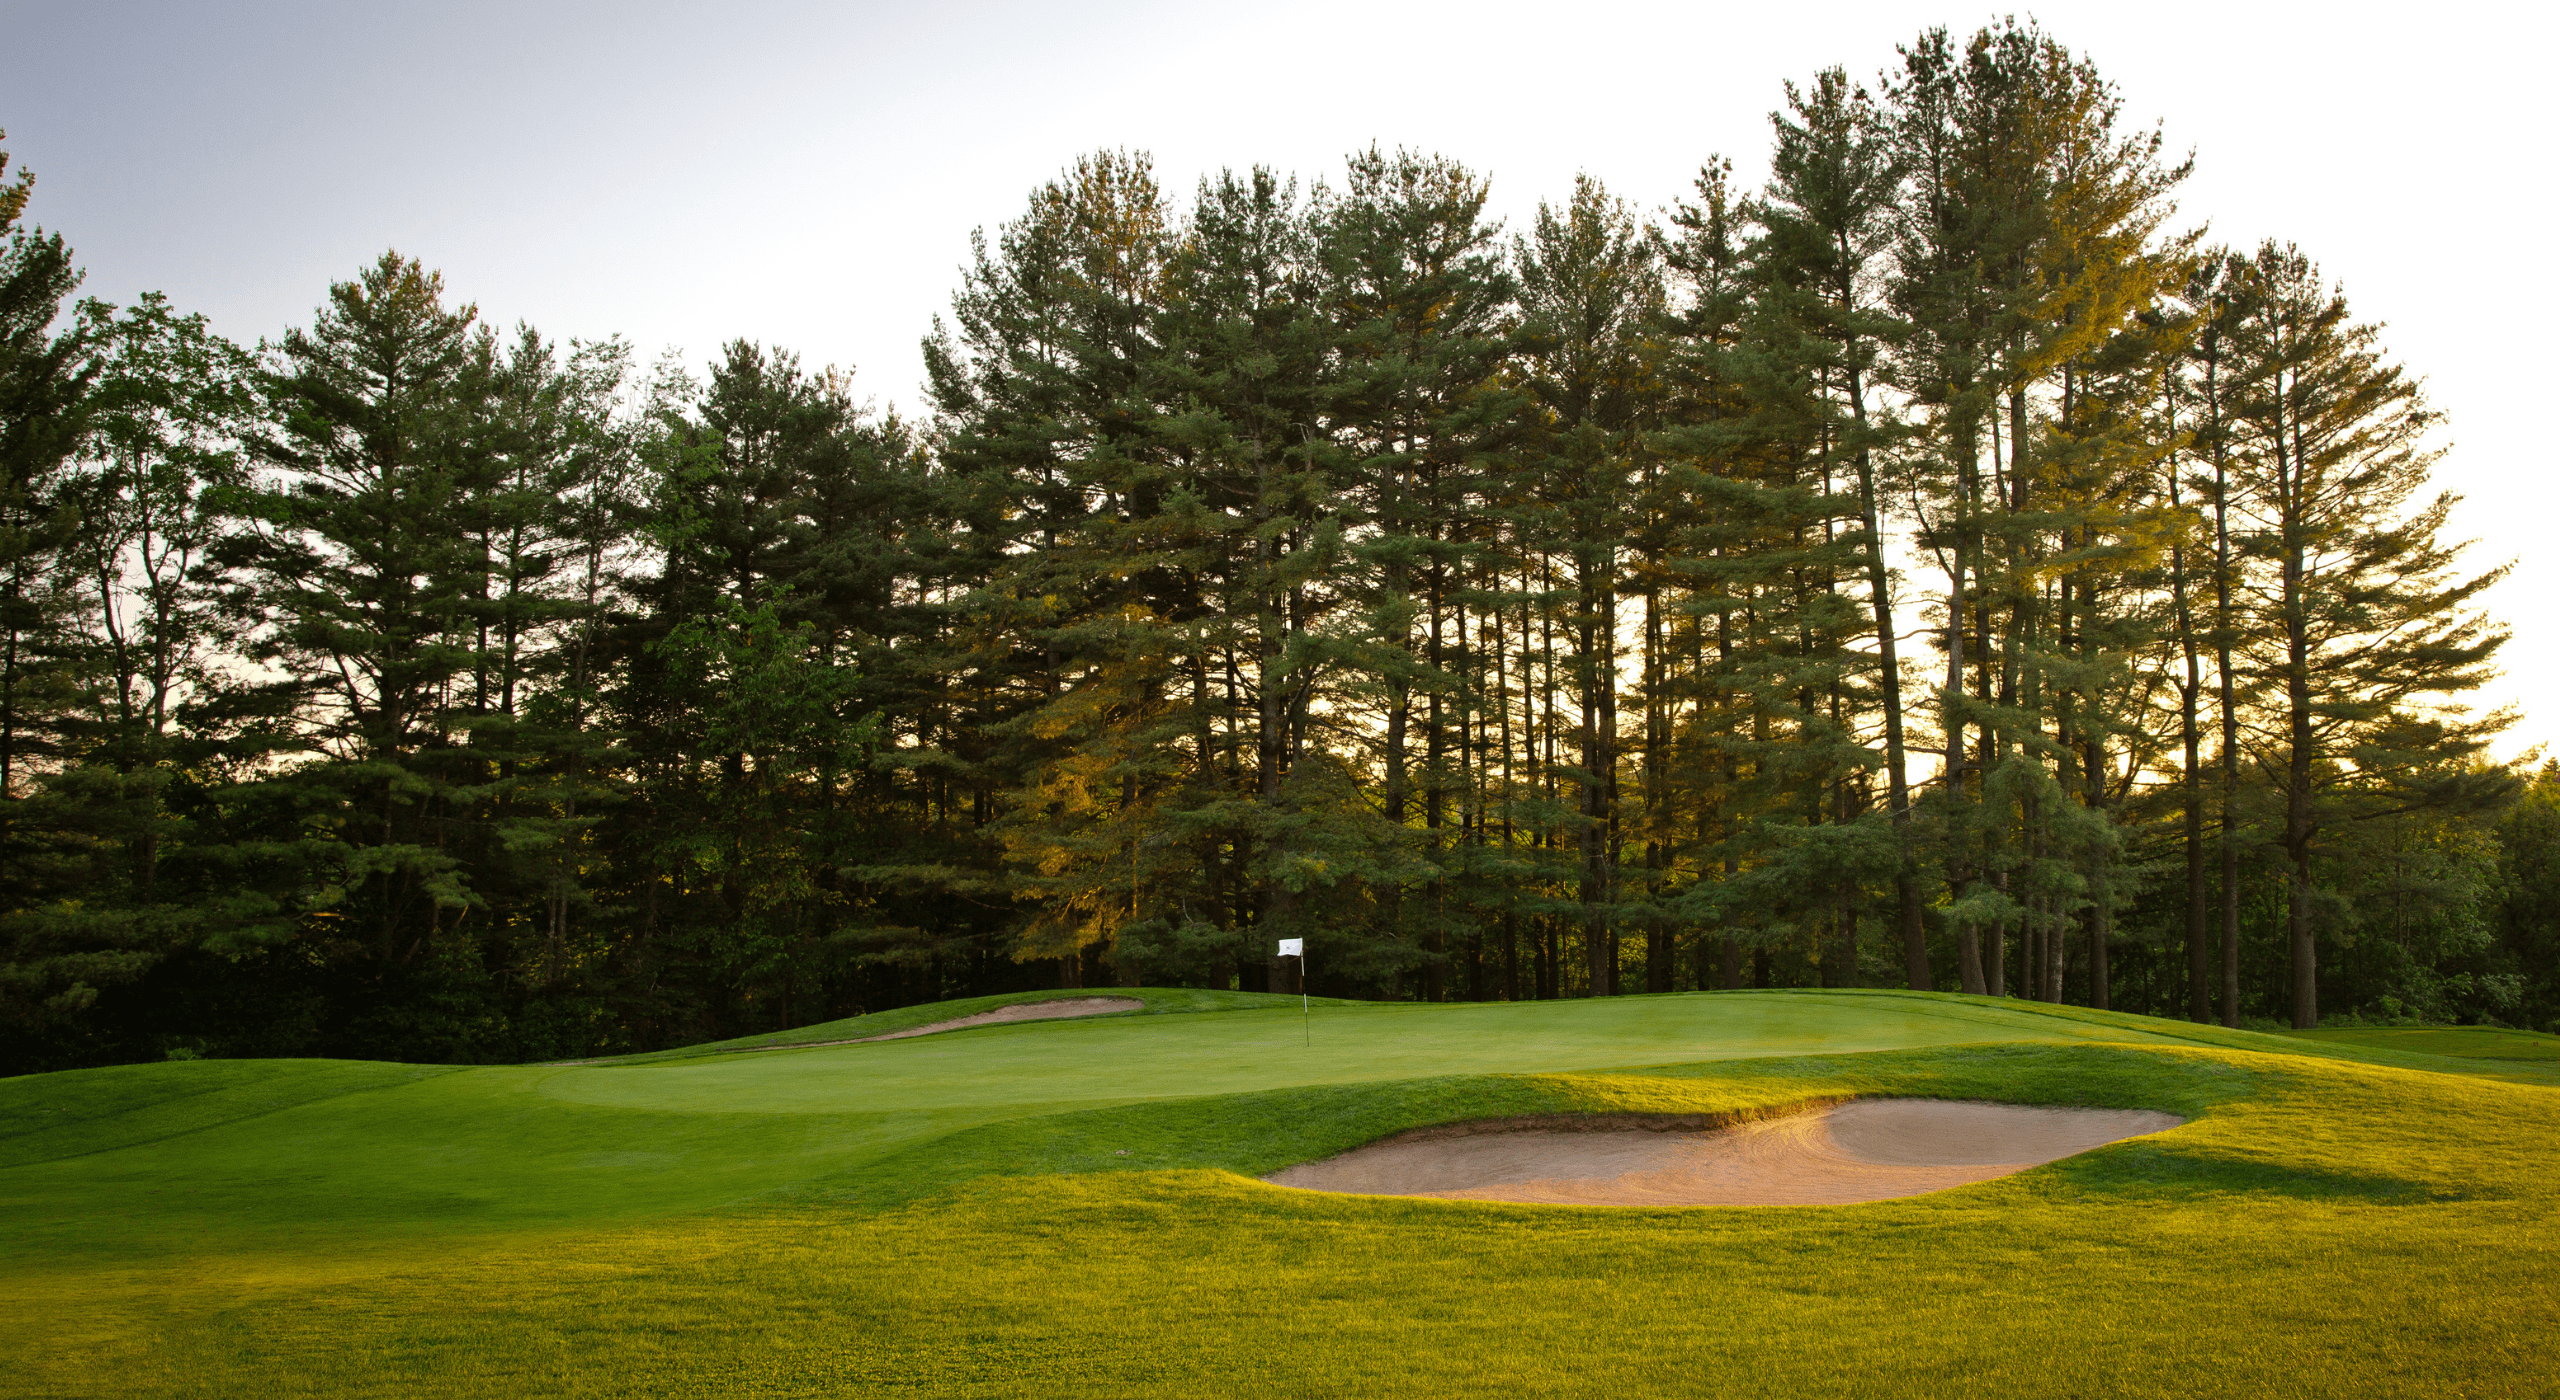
1277;938;1303;958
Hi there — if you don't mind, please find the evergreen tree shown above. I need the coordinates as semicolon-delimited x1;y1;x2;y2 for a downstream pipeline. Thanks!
1751;66;1929;989
225;251;503;1057
1515;175;1663;995
0;135;119;1060
1322;148;1516;998
928;151;1185;987
2224;243;2512;1027
1150;164;1342;990
0;134;90;805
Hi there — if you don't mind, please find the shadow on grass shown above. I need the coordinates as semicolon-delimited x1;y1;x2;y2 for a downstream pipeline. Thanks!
2027;1140;2462;1204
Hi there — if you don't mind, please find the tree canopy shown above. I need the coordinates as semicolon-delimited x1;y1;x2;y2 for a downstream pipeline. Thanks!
1;24;2544;1072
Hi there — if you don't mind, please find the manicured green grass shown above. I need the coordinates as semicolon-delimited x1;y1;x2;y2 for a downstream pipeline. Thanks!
5;989;2554;1397
594;985;1358;1063
2281;1023;2560;1080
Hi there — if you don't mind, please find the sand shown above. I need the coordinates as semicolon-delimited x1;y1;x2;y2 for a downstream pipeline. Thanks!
709;996;1149;1053
850;996;1145;1042
1264;1099;2183;1206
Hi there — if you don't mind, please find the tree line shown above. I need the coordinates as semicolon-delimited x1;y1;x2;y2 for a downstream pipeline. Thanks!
4;21;2551;1072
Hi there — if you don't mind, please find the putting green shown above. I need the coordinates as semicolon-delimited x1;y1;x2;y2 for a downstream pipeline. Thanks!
4;988;2553;1398
541;988;2194;1114
2;989;2190;1260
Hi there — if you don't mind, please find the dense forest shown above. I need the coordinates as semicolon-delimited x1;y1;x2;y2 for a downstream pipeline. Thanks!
5;21;2553;1074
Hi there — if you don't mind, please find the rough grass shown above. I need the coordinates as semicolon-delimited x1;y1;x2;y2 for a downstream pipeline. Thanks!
2279;1025;2560;1086
4;989;2554;1398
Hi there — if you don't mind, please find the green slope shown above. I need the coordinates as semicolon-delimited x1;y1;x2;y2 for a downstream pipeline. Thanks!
3;988;2554;1398
546;987;2201;1112
2276;1024;2560;1084
2;988;2185;1260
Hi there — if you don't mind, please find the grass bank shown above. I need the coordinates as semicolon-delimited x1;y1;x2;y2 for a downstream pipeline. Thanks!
4;990;2552;1397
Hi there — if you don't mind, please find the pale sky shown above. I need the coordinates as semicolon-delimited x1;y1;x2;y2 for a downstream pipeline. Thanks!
4;0;2552;759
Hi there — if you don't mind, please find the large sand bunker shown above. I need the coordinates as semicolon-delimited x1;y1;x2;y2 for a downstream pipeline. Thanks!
1265;1099;2183;1206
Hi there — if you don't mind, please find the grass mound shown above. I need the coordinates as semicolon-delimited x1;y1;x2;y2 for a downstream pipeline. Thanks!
588;986;1344;1064
2279;1024;2560;1085
4;989;2553;1397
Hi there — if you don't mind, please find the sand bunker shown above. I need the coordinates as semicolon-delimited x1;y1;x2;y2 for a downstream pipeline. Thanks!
851;996;1144;1042
1265;1099;2182;1206
715;996;1147;1053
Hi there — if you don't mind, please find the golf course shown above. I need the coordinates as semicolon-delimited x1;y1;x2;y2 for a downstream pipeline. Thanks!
5;989;2556;1397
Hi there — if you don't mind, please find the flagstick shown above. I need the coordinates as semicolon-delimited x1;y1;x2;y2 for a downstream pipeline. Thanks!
1278;938;1309;1047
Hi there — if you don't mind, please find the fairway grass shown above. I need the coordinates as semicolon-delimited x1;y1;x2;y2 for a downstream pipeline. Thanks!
5;989;2555;1397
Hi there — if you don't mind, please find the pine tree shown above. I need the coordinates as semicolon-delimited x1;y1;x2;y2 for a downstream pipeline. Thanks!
1753;65;1930;989
1323;148;1516;998
2224;243;2511;1027
0;135;91;806
227;251;502;1056
0;139;173;1063
928;151;1189;988
1153;164;1342;990
1515;175;1663;996
464;330;635;1023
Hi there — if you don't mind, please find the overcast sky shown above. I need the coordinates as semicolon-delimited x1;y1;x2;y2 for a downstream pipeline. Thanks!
4;0;2552;758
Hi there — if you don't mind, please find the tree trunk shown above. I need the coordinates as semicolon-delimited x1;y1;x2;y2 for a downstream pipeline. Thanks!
2089;872;2112;1010
1424;558;1447;1003
2172;515;2212;1023
1837;896;1859;991
1843;361;1929;993
1957;914;1985;997
2206;300;2244;1028
2282;399;2318;1030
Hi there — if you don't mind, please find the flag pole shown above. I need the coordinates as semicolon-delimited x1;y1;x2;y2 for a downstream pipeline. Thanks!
1279;937;1307;1046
